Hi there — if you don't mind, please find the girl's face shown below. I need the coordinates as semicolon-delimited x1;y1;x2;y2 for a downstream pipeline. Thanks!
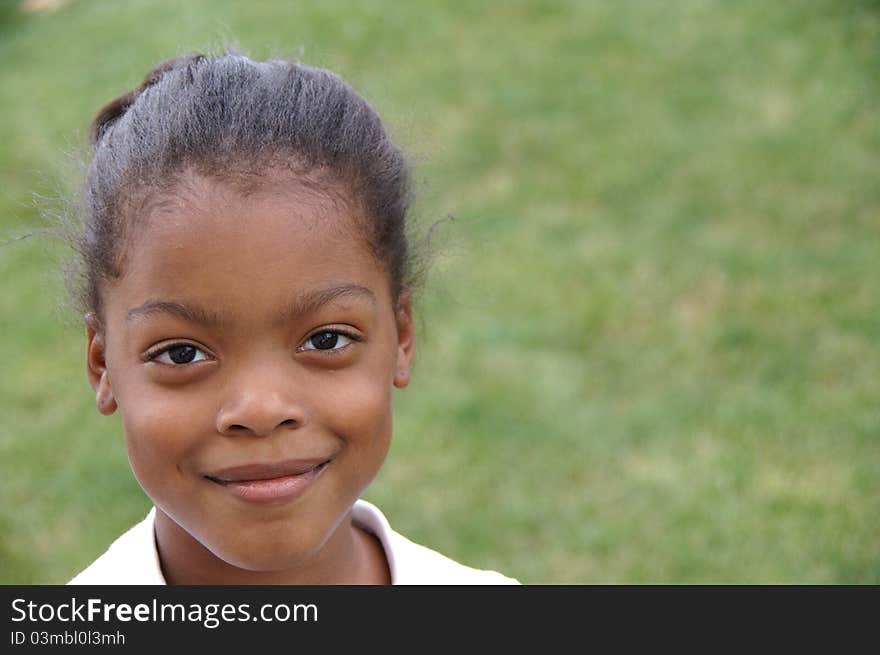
86;172;414;580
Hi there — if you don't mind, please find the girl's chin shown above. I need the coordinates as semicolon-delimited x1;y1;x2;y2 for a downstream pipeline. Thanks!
202;529;337;577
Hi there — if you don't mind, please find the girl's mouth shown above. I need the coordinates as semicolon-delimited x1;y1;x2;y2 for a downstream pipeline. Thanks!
204;458;331;504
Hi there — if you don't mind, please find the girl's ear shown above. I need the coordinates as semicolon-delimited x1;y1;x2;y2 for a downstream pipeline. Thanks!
393;290;416;389
85;313;117;416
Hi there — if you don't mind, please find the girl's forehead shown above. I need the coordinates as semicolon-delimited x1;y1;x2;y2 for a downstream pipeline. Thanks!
111;173;388;313
144;169;363;234
125;172;368;266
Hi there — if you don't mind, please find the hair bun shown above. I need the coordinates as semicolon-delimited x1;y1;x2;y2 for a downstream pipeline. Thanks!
88;53;206;146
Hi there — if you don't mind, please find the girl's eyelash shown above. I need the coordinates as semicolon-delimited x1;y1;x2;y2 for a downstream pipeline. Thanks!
300;327;364;353
143;342;210;364
308;327;362;342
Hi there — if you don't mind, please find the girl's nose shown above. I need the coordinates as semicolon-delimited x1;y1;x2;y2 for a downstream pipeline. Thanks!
215;371;308;438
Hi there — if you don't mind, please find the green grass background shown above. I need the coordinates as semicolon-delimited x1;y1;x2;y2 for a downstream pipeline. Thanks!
1;0;878;584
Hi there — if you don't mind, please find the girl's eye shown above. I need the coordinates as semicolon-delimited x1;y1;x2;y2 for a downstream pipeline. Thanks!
151;344;209;365
302;331;354;352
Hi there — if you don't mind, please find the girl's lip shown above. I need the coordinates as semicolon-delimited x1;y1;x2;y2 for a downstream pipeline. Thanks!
204;458;331;504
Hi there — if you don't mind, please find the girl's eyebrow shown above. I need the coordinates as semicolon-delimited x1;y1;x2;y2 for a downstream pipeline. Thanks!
280;283;376;322
125;283;376;326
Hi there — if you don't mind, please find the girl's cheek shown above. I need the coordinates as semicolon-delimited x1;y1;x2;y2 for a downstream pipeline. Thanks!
324;368;394;441
120;396;208;465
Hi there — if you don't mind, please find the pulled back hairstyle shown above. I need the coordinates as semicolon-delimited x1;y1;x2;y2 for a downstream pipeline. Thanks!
76;51;414;323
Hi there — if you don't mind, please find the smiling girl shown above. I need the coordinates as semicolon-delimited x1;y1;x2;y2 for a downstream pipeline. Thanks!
66;52;517;585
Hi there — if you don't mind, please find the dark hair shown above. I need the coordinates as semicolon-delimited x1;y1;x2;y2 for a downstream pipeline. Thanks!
76;51;415;323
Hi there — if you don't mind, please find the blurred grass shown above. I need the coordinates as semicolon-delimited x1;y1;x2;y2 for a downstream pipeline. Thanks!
1;0;878;584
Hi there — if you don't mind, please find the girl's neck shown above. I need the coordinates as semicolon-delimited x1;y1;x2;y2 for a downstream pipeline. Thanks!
153;508;391;585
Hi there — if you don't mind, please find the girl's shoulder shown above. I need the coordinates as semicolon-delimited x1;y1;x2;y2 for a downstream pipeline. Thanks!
67;507;165;585
353;500;520;585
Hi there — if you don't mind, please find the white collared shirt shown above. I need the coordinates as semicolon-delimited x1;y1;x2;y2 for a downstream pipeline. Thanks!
68;499;518;585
